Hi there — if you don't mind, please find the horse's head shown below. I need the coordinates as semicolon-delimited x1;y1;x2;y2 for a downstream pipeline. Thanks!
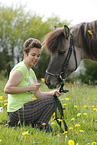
44;25;78;89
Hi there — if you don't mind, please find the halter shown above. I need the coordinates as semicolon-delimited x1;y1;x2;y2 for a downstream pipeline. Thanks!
46;33;78;83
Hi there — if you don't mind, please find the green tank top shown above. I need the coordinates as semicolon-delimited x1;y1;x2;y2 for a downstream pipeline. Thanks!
7;61;36;112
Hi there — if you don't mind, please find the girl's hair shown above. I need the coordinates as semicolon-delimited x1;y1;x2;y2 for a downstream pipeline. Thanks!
23;38;42;54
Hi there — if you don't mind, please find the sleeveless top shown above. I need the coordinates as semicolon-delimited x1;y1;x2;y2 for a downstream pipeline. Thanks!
7;61;36;112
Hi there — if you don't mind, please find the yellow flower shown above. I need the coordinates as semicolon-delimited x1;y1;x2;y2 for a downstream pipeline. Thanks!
75;124;80;127
4;100;8;102
71;118;75;121
0;139;2;142
41;78;45;83
61;99;64;101
57;134;60;137
42;123;46;125
0;96;3;100
63;131;67;134
32;98;36;100
57;119;62;122
91;142;97;145
83;113;87;115
0;101;3;103
69;127;73;130
74;105;77;108
4;103;8;106
77;113;81;116
92;105;95;107
68;140;75;145
93;108;97;111
22;131;29;135
88;30;92;35
51;122;55;125
63;103;67;105
65;98;70;101
53;112;55;116
84;105;87;108
79;130;84;133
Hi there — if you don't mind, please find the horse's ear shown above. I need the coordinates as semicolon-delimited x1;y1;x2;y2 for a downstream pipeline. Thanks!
54;25;57;30
63;25;70;39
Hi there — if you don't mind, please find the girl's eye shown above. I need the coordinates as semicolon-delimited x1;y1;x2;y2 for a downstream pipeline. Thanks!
58;50;66;55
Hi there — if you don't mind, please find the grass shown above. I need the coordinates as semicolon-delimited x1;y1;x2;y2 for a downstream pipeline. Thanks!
0;79;97;145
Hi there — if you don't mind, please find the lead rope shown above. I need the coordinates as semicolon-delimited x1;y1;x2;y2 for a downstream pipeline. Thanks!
53;83;69;132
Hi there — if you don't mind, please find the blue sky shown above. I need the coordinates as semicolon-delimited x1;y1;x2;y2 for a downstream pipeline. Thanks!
0;0;97;25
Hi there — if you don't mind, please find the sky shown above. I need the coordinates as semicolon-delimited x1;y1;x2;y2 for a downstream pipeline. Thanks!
0;0;97;25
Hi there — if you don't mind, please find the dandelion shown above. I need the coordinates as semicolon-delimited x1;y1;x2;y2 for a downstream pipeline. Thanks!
22;131;29;135
57;119;62;122
92;105;95;107
88;30;92;35
42;123;46;125
74;105;77;108
0;96;3;100
32;98;36;100
53;112;55;116
61;99;64;101
79;130;84;133
41;78;45;83
77;113;81;117
4;103;8;106
75;124;80;127
63;103;67;105
84;105;87;108
0;139;2;142
69;127;73;130
51;122;55;125
68;140;75;145
57;134;60;137
71;118;75;121
83;113;87;115
63;131;67;134
65;98;70;101
0;101;3;103
93;108;97;111
4;100;8;102
91;142;97;145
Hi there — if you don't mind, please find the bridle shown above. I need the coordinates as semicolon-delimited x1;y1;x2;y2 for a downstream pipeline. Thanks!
46;33;78;83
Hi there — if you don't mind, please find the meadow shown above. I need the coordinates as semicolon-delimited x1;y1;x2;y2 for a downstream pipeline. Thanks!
0;78;97;145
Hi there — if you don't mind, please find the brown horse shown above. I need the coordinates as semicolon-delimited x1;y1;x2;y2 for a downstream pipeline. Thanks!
43;20;97;88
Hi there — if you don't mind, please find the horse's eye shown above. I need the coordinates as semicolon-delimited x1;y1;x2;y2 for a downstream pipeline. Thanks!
58;50;66;55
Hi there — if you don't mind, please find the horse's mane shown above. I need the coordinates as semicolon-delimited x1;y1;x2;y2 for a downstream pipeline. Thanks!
78;20;97;60
43;28;66;53
44;20;97;59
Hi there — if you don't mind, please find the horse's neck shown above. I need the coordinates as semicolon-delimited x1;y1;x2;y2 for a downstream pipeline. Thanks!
72;21;97;61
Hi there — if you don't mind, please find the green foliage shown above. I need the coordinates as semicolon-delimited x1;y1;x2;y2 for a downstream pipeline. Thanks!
0;4;70;77
78;60;97;84
0;81;97;144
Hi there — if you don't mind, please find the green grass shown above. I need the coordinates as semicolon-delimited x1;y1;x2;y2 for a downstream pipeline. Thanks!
0;79;97;145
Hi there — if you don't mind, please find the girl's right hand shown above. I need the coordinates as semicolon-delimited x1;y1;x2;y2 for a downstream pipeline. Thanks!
29;83;41;92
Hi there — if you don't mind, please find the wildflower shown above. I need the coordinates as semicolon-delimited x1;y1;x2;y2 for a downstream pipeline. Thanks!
65;98;70;101
63;131;67;134
91;142;97;145
88;30;92;35
93;108;97;111
0;96;3;100
32;98;36;100
84;105;87;108
71;118;75;121
4;100;8;102
42;123;46;125
63;103;67;105
83;113;87;115
69;127;73;130
61;99;64;101
68;140;75;145
74;105;77;108
92;105;95;107
41;78;45;83
53;112;55;116
0;139;2;142
22;131;29;135
75;124;80;127
57;134;60;137
57;119;62;122
76;113;81;116
79;130;84;133
4;103;8;106
51;122;55;125
0;101;3;103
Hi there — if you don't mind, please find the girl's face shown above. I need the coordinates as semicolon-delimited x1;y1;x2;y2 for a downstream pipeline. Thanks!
24;47;41;68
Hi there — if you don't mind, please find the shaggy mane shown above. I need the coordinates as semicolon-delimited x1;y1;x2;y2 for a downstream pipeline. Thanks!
43;28;66;54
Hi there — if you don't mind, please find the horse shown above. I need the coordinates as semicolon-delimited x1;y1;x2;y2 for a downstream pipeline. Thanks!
43;20;97;89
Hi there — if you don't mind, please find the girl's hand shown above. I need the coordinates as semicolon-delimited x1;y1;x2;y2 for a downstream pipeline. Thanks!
29;83;41;92
50;90;64;97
